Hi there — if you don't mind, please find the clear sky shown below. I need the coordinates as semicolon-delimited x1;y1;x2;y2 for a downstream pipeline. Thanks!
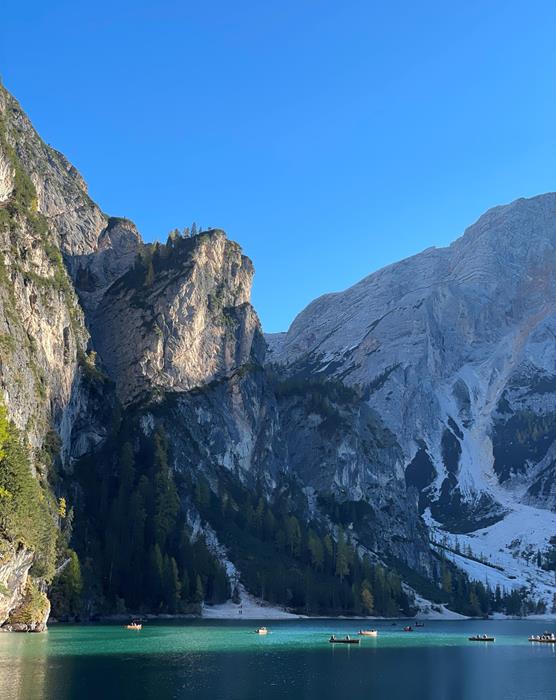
2;1;556;332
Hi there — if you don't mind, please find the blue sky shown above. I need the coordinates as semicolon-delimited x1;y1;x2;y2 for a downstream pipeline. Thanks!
2;1;556;332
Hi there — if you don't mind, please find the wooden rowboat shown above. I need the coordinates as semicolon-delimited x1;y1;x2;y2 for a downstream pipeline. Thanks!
529;635;556;643
329;636;360;644
125;623;142;630
358;630;378;637
469;635;495;642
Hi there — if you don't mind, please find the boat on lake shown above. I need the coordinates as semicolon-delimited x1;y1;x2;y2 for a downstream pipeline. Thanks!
329;635;360;644
358;629;378;637
468;635;495;642
125;620;142;630
255;627;269;635
403;626;413;632
529;633;556;643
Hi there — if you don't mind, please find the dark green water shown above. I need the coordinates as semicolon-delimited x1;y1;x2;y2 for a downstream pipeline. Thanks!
1;619;555;699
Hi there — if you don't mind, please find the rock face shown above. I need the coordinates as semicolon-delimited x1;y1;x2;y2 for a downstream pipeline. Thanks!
0;541;49;632
68;216;142;314
269;194;556;603
268;195;556;519
0;545;34;626
0;149;13;204
0;85;138;453
272;378;430;571
92;231;261;405
0;86;139;628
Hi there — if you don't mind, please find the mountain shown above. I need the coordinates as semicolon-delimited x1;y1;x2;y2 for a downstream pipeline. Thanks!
268;194;556;608
0;83;553;630
0;85;426;629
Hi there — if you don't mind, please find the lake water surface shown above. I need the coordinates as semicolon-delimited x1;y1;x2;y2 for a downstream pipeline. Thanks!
0;619;555;699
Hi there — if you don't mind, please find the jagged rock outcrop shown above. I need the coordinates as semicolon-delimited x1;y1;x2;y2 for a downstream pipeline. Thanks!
91;231;261;405
145;363;285;491
68;216;142;314
0;544;34;626
0;541;49;632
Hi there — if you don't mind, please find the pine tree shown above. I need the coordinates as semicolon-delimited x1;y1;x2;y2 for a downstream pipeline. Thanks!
323;534;334;565
50;549;83;619
181;569;191;602
144;257;154;287
335;530;350;581
163;555;181;613
361;585;374;614
194;574;204;603
148;544;164;609
308;531;324;570
285;515;301;556
152;430;179;547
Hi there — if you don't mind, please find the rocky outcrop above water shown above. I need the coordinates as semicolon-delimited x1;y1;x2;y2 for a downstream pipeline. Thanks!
0;545;39;629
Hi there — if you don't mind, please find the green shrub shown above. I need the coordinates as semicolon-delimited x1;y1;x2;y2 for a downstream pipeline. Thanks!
7;580;49;626
0;403;57;581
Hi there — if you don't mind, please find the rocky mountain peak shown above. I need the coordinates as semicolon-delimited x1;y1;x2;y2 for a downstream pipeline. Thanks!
91;228;263;405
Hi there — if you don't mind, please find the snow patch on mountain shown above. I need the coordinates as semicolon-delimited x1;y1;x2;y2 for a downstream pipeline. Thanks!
425;507;556;607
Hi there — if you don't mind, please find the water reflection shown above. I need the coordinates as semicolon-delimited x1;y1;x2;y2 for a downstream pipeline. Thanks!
0;633;47;700
1;621;556;700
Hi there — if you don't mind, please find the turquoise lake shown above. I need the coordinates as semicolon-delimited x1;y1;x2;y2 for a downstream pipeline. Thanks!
1;619;555;699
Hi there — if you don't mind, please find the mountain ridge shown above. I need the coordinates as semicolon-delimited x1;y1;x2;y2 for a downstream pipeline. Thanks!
269;190;556;610
1;83;554;629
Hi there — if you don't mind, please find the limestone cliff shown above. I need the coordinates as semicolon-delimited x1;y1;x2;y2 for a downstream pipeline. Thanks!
0;84;137;628
0;85;140;455
92;231;261;405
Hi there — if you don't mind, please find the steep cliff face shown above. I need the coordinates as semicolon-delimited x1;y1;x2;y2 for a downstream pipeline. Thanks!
269;195;556;514
0;94;84;451
91;231;261;405
0;85;139;453
86;224;432;577
0;85;138;628
271;376;430;572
